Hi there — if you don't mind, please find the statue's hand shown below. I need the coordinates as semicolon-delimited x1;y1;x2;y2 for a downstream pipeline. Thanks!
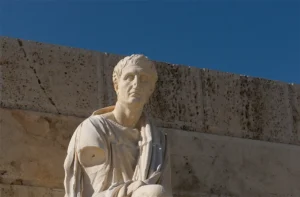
144;171;161;185
126;180;146;196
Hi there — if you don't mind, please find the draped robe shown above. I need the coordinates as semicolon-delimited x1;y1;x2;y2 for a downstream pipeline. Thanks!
64;106;172;197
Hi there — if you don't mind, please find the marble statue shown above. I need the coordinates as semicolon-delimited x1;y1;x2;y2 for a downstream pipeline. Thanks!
64;54;173;197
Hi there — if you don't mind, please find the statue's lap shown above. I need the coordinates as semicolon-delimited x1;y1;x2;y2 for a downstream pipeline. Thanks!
132;184;168;197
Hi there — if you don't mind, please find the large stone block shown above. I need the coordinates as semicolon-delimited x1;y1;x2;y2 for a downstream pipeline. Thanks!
0;184;63;197
98;53;123;107
0;37;102;117
0;108;82;188
1;36;299;145
201;70;300;145
1;108;300;196
147;63;205;131
167;129;300;197
288;83;300;142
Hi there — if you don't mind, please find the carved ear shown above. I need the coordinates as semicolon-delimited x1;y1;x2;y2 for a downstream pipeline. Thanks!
113;82;118;94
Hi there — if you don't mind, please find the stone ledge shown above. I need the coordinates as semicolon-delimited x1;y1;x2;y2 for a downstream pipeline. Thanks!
0;184;63;197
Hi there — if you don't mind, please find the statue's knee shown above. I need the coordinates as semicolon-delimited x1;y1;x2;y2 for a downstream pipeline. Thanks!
132;185;167;197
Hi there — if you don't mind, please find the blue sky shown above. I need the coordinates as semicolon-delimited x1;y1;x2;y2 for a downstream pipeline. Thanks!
1;1;299;84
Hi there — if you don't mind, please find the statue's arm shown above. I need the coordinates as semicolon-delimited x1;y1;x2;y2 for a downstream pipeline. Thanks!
77;118;108;168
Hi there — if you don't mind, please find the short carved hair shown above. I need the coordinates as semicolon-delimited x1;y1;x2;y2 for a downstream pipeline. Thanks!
112;54;158;88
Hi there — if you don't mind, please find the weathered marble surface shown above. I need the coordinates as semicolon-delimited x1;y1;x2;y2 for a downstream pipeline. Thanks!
0;184;63;197
0;108;82;188
63;54;172;197
0;37;101;116
1;36;299;145
1;108;299;197
168;129;300;197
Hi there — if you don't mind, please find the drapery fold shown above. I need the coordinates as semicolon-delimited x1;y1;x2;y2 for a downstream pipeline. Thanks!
64;106;171;197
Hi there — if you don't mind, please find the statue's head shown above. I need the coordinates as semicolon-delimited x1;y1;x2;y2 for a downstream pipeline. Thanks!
113;54;158;106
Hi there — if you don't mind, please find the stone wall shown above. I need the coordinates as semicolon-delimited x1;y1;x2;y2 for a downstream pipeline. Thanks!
0;36;299;197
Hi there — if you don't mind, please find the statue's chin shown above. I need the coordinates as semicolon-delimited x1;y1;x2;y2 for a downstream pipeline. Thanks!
126;97;146;106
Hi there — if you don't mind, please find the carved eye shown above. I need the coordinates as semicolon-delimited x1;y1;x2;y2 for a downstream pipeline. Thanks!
126;74;134;81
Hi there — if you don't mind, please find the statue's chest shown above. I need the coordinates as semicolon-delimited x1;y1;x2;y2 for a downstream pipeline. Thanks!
108;125;141;169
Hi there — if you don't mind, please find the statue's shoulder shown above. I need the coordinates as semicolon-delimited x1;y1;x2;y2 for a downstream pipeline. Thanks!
98;111;114;120
74;114;112;150
78;113;112;137
85;111;112;123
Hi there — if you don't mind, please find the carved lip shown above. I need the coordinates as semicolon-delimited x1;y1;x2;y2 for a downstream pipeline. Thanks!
129;91;141;96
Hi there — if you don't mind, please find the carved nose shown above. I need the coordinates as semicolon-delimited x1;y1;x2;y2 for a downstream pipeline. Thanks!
133;76;139;87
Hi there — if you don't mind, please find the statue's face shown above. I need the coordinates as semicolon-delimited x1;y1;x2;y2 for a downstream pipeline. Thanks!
116;63;156;106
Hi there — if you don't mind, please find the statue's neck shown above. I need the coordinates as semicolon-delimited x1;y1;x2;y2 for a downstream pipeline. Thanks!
112;102;144;128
